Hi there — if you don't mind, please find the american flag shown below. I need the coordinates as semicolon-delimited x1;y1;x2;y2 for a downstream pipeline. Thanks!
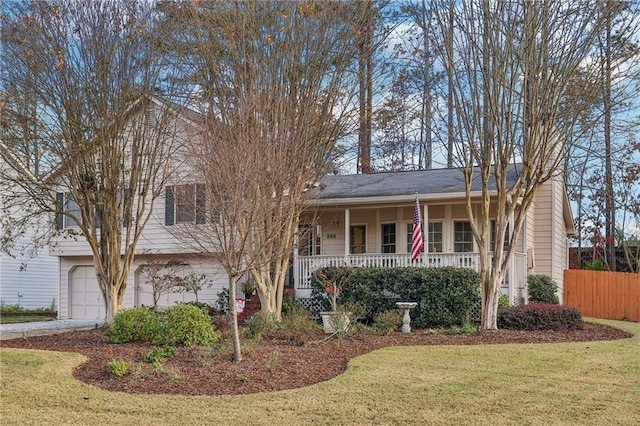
411;195;423;261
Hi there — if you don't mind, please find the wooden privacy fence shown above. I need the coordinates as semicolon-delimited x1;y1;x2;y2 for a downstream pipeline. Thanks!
564;270;640;322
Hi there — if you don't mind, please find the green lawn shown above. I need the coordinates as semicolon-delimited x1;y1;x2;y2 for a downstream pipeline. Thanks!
1;318;638;426
0;315;56;324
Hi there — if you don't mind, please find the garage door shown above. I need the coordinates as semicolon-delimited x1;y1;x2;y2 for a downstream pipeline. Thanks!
70;266;106;320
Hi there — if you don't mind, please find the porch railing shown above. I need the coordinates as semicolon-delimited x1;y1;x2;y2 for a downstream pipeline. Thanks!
294;252;527;291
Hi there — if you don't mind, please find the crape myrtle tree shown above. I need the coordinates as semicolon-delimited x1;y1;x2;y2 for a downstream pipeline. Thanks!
158;1;358;361
432;0;614;329
0;0;183;322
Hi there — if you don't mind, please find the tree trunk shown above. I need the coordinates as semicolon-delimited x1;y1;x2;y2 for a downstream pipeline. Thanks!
480;279;501;330
228;275;242;363
603;11;615;271
105;284;120;324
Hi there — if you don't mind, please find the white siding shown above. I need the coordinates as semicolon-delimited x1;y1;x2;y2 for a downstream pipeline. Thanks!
0;251;58;310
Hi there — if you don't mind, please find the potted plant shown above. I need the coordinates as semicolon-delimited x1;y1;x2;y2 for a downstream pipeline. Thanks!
314;266;353;333
242;280;255;301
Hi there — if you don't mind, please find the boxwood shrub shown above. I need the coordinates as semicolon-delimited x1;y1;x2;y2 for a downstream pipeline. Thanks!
497;303;583;330
311;266;480;328
107;304;218;346
155;304;219;346
107;307;158;343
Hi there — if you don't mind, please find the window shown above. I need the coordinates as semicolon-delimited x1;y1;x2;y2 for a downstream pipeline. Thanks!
490;220;510;252
350;225;366;254
428;222;443;253
175;184;196;223
298;224;321;256
454;221;473;252
64;194;81;229
381;223;396;253
165;184;206;225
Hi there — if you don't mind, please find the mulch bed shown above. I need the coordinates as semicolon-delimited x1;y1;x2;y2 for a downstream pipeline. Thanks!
1;322;631;396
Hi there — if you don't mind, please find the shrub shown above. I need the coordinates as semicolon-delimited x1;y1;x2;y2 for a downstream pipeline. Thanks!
179;301;218;317
498;294;510;309
281;292;300;316
497;303;583;330
281;304;321;344
107;359;130;377
527;275;560;304
584;259;606;271
145;346;177;364
155;304;219;346
311;266;481;328
373;309;403;335
107;307;158;343
214;288;230;314
243;310;280;339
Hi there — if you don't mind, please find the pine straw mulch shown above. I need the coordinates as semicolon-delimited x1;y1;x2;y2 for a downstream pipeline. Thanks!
1;322;631;396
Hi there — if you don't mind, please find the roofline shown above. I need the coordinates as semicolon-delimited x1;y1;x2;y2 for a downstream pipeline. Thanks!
307;190;495;206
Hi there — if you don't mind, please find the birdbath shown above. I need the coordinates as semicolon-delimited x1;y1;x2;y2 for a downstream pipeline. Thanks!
396;302;418;333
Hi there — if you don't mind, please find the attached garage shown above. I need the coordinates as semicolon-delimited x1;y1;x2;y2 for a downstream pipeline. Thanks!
69;266;105;320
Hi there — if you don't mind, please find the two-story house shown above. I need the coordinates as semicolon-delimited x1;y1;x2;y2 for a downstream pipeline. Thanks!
51;102;575;320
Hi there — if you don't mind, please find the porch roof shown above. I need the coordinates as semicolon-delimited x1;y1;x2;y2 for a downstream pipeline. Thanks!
312;165;520;202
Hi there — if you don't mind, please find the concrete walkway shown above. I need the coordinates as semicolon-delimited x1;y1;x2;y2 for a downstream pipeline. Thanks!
0;319;105;341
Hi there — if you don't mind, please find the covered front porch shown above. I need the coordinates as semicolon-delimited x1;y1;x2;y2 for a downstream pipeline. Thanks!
293;252;529;305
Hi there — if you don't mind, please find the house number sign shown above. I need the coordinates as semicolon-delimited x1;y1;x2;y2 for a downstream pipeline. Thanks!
326;233;337;239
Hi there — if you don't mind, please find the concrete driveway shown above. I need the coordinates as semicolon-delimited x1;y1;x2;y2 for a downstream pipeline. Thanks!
0;319;105;341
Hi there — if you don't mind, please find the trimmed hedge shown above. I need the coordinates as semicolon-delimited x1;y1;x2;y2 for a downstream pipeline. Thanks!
497;303;583;330
311;266;480;328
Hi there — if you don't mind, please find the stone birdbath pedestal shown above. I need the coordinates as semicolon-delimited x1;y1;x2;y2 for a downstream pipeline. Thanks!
396;302;418;333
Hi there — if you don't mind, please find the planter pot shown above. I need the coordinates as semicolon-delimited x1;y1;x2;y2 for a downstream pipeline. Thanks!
320;311;350;333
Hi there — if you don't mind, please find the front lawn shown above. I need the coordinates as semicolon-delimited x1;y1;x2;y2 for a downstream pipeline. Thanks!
0;315;56;324
1;318;638;425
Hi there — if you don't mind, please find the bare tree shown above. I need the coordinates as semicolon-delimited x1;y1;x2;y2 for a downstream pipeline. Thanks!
0;0;183;322
159;1;359;361
432;0;613;329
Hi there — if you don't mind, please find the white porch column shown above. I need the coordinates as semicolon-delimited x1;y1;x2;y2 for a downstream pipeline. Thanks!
444;205;452;252
293;229;299;293
344;208;350;262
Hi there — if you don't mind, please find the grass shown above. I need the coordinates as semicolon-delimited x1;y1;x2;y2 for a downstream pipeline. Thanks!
0;315;56;324
1;318;638;426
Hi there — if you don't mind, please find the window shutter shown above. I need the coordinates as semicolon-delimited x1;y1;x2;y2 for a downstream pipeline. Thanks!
165;186;174;225
55;192;64;230
196;184;206;224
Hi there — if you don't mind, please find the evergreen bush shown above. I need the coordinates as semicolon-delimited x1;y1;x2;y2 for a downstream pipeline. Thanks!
155;304;219;346
497;303;582;330
527;274;560;304
107;307;158;343
311;266;480;328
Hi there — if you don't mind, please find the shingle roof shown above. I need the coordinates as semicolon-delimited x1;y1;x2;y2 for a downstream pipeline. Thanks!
314;165;521;200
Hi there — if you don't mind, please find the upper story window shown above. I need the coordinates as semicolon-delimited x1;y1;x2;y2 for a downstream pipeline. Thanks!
381;223;396;253
454;221;473;253
64;194;81;229
350;225;366;254
165;184;206;225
